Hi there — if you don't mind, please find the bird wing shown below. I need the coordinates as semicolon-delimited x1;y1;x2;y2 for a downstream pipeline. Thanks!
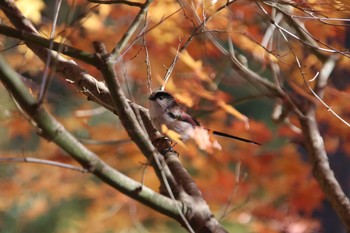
166;106;199;128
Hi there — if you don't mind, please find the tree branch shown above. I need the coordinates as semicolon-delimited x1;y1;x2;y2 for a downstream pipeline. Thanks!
0;24;98;65
110;0;153;61
94;41;228;232
0;1;229;231
0;157;88;172
0;54;182;220
299;115;350;230
298;57;350;230
88;0;144;8
262;7;350;228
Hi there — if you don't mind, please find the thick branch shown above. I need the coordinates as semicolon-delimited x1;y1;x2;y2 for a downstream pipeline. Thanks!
0;24;98;65
88;0;144;8
93;42;179;195
110;0;153;60
298;56;350;230
299;115;350;230
95;41;227;231
0;1;229;231
0;54;182;220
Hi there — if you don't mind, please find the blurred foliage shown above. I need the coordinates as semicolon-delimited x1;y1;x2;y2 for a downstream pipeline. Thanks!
1;0;350;232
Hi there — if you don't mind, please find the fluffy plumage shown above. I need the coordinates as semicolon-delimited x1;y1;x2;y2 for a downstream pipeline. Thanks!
149;90;260;146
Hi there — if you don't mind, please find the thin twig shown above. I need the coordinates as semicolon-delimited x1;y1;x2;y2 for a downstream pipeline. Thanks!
111;0;153;61
88;0;144;8
143;16;152;94
75;106;106;117
37;0;63;104
78;138;131;145
158;0;238;91
263;2;350;227
219;162;249;220
161;40;181;91
97;43;195;233
0;157;88;172
306;73;350;127
0;24;98;65
260;2;350;58
0;53;181;220
270;8;350;128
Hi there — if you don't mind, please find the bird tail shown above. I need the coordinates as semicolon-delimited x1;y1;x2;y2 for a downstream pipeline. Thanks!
210;130;261;146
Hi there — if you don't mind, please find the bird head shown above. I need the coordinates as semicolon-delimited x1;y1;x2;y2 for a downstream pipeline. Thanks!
149;90;176;109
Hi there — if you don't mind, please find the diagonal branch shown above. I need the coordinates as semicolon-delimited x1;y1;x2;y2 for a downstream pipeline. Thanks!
0;54;182;220
299;59;350;230
88;0;144;8
0;157;88;172
0;0;116;113
0;1;231;231
270;14;350;228
266;4;350;228
110;0;153;61
0;24;98;65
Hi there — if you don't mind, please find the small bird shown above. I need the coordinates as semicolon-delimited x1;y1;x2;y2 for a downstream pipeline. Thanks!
148;90;260;149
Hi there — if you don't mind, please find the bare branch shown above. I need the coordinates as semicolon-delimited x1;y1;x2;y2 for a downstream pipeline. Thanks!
273;14;350;128
88;0;144;8
0;157;88;173
0;54;182;220
291;15;350;27
78;138;131;146
111;0;153;61
305;68;350;128
141;11;152;94
262;2;350;58
161;40;181;91
299;113;350;231
37;0;63;104
93;42;196;233
144;38;152;93
0;24;98;65
268;6;350;228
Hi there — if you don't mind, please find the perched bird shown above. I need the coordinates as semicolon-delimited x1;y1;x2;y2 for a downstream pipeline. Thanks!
148;90;260;150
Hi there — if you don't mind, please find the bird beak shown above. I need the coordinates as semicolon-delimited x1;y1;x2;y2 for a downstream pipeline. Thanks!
149;93;156;100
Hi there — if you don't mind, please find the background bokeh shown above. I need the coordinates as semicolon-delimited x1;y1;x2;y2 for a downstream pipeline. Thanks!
1;0;350;232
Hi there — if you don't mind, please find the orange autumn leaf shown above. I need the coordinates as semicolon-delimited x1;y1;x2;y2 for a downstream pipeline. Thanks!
6;116;33;138
290;179;324;214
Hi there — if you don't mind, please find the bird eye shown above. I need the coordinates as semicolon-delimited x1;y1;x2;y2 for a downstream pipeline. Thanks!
158;96;164;100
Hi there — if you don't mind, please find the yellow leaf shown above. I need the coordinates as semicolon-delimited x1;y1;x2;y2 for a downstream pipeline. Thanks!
16;0;44;23
148;1;182;44
81;5;111;31
217;100;250;129
177;49;202;70
161;124;187;149
176;49;212;83
82;14;104;31
155;74;176;91
174;93;194;108
195;89;216;101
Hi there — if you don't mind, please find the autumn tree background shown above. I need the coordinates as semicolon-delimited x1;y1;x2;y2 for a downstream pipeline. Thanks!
1;0;350;232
